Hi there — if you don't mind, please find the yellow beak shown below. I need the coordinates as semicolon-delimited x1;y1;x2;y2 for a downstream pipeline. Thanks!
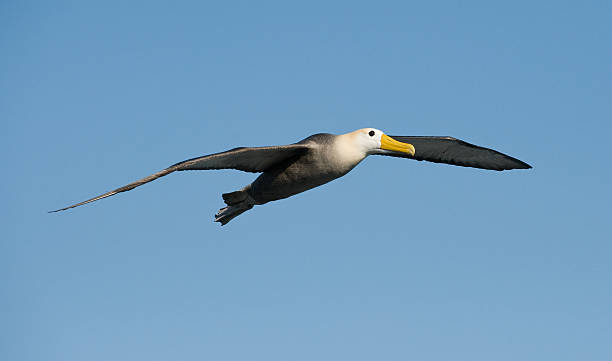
380;134;415;156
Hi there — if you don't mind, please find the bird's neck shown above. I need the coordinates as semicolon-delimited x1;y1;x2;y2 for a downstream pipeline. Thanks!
329;133;368;171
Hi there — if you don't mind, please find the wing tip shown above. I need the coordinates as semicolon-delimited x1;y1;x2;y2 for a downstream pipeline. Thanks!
509;158;532;170
48;204;81;213
48;205;75;213
48;191;119;214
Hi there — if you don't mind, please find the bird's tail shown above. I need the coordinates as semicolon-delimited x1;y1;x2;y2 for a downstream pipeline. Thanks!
214;189;255;225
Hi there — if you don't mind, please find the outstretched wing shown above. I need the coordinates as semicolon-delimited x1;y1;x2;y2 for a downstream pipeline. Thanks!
376;136;531;171
49;144;310;213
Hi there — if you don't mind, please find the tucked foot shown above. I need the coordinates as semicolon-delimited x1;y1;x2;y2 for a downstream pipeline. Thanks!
214;189;255;225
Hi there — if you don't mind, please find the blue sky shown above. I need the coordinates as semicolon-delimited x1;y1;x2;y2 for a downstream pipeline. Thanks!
2;1;611;360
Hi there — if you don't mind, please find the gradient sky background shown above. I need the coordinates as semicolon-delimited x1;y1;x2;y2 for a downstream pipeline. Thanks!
2;1;611;360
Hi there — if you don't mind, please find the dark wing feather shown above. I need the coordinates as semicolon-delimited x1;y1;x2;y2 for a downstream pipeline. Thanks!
172;145;309;172
378;136;531;171
49;144;310;212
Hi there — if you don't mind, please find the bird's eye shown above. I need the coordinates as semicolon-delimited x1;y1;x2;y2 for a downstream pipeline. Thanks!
369;130;375;137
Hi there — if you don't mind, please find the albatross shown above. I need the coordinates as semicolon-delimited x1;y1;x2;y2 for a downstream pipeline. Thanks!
50;128;531;225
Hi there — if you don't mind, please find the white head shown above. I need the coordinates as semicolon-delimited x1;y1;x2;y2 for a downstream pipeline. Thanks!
347;128;415;156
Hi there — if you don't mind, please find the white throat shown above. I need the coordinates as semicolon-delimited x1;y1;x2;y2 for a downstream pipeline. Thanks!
330;132;370;170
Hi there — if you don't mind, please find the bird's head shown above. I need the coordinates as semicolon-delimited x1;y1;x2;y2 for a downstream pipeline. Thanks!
351;128;416;156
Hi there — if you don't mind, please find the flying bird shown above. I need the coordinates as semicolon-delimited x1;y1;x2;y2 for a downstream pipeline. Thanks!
50;128;531;225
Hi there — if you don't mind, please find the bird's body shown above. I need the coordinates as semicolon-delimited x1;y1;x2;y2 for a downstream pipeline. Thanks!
251;133;360;203
50;128;531;225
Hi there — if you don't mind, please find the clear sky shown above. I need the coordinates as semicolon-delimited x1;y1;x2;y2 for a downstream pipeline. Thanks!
2;1;611;360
